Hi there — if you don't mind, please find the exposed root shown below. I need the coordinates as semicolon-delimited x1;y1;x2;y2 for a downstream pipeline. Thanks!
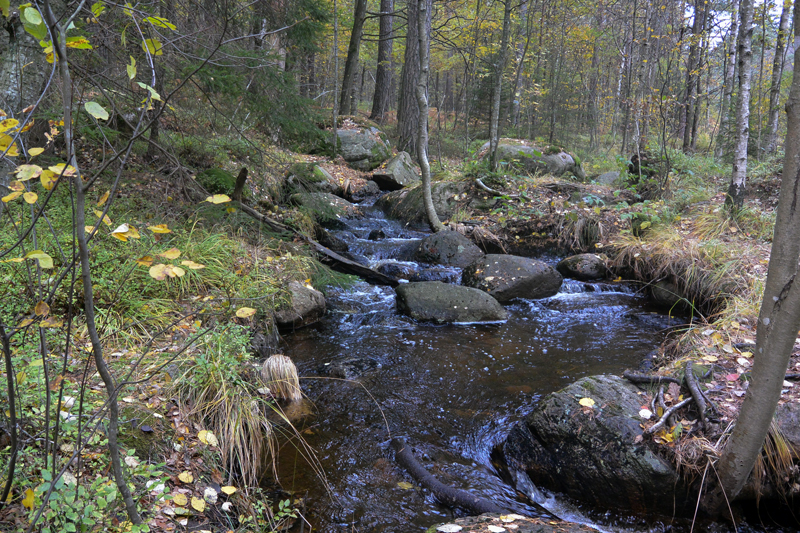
644;398;693;436
684;362;708;430
623;370;682;386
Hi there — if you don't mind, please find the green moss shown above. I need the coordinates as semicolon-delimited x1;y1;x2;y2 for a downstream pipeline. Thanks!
196;168;236;195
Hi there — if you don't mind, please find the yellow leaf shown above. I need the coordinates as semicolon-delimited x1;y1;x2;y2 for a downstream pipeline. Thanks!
97;190;110;206
8;180;23;192
40;316;63;328
17;318;34;328
15;164;42;181
40;169;57;190
177;471;193;483
22;488;35;510
191;496;206;512
198;429;209;444
147;224;171;234
226;207;237;214
142;38;163;56
159;248;181;259
48;163;77;176
111;223;140;241
0;134;19;157
172;493;188;506
578;397;595;408
204;431;218;447
181;260;205;270
136;255;154;267
740;351;753;358
93;210;112;226
204;194;231;204
149;264;168;280
28;147;45;156
702;355;718;363
220;486;237;495
2;191;22;202
34;301;50;317
168;265;186;278
24;250;53;269
84;226;97;234
397;481;413;490
0;118;19;132
23;192;38;204
235;307;256;318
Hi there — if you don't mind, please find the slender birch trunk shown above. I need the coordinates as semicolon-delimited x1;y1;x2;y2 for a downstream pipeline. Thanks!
727;0;755;210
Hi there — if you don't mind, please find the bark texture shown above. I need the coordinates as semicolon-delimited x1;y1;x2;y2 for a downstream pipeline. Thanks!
716;0;740;159
398;0;421;154
488;0;513;171
414;0;444;232
727;0;754;210
370;0;394;121
703;0;800;516
764;0;791;154
339;0;367;116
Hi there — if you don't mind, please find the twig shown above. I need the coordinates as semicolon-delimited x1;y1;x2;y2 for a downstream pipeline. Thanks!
475;178;518;198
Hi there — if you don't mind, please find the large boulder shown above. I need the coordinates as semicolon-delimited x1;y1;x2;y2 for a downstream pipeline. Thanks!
482;141;585;180
650;280;688;310
371;151;420;191
463;255;562;302
275;281;326;330
501;375;690;515
375;181;469;225
290;192;360;225
414;231;484;269
776;402;800;459
337;127;391;171
556;253;609;281
395;281;508;323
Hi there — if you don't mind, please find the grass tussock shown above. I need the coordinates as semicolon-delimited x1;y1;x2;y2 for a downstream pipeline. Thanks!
609;225;748;317
172;326;275;486
261;354;302;403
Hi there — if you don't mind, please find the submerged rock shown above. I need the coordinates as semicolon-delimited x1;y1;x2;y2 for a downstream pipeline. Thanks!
414;231;484;269
500;374;690;515
462;255;562;302
556;253;609;281
395;281;508;323
275;281;326;330
325;357;381;380
371;151;420;191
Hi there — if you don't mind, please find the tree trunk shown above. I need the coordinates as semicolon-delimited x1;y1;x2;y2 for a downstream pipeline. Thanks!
415;0;445;232
489;0;513;171
716;0;740;159
727;0;754;211
765;0;792;153
703;2;800;516
339;0;368;116
683;0;704;152
370;0;394;121
398;0;421;154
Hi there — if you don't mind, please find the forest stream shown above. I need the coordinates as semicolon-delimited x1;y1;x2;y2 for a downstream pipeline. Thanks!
277;201;684;532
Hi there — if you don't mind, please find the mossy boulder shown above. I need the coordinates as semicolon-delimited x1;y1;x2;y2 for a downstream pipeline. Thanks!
413;231;484;269
501;374;690;515
371;151;420;190
275;281;326;330
336;127;391;171
376;181;469;225
286;163;342;195
480;140;586;180
290;192;360;227
556;254;609;281
395;281;507;323
196;168;236;195
463;255;563;302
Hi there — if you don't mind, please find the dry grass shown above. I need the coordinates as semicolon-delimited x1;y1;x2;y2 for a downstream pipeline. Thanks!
609;225;747;317
261;354;303;403
172;327;276;487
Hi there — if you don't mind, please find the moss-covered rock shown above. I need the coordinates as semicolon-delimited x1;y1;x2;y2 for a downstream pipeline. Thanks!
196;168;236;195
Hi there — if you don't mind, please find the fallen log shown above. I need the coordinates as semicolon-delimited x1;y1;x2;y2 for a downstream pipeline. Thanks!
391;438;511;515
304;239;399;287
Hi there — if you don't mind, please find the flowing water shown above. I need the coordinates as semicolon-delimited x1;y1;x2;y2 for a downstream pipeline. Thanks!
277;204;683;532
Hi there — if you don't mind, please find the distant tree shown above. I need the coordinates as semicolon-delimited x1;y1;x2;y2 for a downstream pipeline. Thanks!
727;0;754;210
340;0;368;115
370;0;394;121
398;0;422;154
764;0;792;154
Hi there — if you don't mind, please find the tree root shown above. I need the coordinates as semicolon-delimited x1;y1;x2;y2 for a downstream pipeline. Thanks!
623;370;682;386
684;362;708;430
644;398;693;436
391;438;512;515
